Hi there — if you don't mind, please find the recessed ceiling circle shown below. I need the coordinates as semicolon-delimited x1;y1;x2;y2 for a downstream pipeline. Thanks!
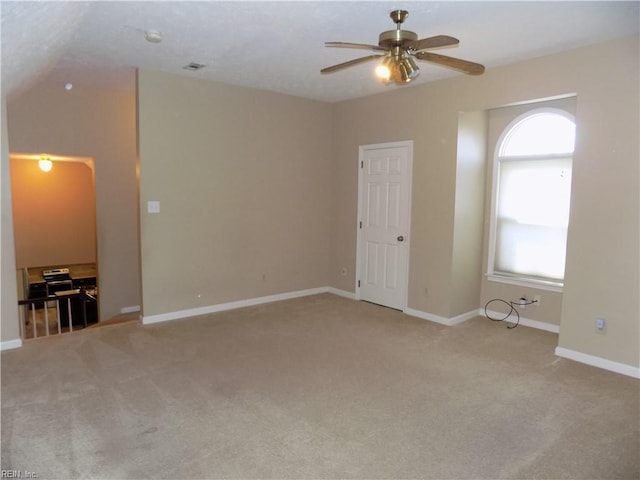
144;30;163;43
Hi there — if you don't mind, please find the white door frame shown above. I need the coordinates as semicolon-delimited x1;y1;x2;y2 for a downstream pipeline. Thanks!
355;140;413;310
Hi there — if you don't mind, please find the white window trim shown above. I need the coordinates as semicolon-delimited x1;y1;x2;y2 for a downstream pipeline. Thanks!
486;273;564;293
486;107;575;292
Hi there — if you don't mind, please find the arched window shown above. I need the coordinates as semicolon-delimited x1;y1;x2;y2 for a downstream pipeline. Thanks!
489;108;576;287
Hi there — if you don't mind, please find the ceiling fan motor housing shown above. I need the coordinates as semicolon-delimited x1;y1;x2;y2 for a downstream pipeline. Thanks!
378;29;418;50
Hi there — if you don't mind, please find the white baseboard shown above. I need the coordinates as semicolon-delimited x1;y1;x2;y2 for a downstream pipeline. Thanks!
142;287;329;325
404;307;480;326
484;310;560;333
120;305;141;314
327;287;356;300
1;338;23;351
555;346;640;379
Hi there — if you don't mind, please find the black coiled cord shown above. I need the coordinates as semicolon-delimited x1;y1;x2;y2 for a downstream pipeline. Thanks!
484;298;520;329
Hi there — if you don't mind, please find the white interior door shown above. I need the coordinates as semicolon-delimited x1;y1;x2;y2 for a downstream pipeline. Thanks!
357;141;412;310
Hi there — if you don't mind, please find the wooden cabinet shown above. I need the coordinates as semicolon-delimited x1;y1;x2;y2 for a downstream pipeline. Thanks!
28;281;47;299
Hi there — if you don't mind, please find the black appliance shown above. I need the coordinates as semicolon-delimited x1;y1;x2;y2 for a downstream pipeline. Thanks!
43;268;98;328
43;268;73;296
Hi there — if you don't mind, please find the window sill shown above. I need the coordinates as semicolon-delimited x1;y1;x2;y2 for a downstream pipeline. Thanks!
486;273;563;293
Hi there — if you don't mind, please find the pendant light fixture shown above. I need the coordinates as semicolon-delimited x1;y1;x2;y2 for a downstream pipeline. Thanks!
38;155;53;172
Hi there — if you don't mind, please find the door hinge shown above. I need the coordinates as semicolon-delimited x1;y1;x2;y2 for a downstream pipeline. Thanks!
361;161;364;168
359;221;362;229
357;280;361;288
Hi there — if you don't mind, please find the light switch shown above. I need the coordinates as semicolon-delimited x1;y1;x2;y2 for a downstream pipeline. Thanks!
147;200;160;213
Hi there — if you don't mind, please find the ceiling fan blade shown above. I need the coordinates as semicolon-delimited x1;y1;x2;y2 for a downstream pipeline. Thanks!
321;54;384;74
407;35;459;52
325;42;386;52
414;51;485;75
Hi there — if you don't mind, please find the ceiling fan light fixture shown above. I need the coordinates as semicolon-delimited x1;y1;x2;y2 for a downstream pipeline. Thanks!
396;56;420;84
400;56;420;80
321;10;485;85
375;56;394;81
374;64;391;81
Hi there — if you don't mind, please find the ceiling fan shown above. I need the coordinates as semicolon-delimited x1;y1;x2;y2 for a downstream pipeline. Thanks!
321;10;485;85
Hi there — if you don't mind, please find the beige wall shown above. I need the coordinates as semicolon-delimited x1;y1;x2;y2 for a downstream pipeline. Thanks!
1;98;20;343
10;158;96;268
451;110;487;316
329;35;639;367
558;38;639;367
6;79;139;320
330;77;486;318
2;36;637;371
137;70;332;316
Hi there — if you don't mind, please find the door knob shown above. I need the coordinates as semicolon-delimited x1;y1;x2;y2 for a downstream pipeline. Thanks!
397;236;404;242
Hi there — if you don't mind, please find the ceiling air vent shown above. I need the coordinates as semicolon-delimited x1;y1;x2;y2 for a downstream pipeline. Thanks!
183;62;206;71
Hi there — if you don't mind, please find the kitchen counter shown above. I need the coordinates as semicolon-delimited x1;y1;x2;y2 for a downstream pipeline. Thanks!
26;263;97;284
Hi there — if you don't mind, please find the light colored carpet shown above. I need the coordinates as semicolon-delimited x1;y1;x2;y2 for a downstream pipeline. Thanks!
2;293;638;479
86;312;140;329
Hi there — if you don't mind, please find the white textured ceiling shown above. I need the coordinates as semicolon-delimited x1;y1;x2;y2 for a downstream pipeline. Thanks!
2;1;639;103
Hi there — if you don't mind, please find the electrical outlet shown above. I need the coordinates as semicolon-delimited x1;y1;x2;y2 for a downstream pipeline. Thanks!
596;318;606;331
517;297;527;309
